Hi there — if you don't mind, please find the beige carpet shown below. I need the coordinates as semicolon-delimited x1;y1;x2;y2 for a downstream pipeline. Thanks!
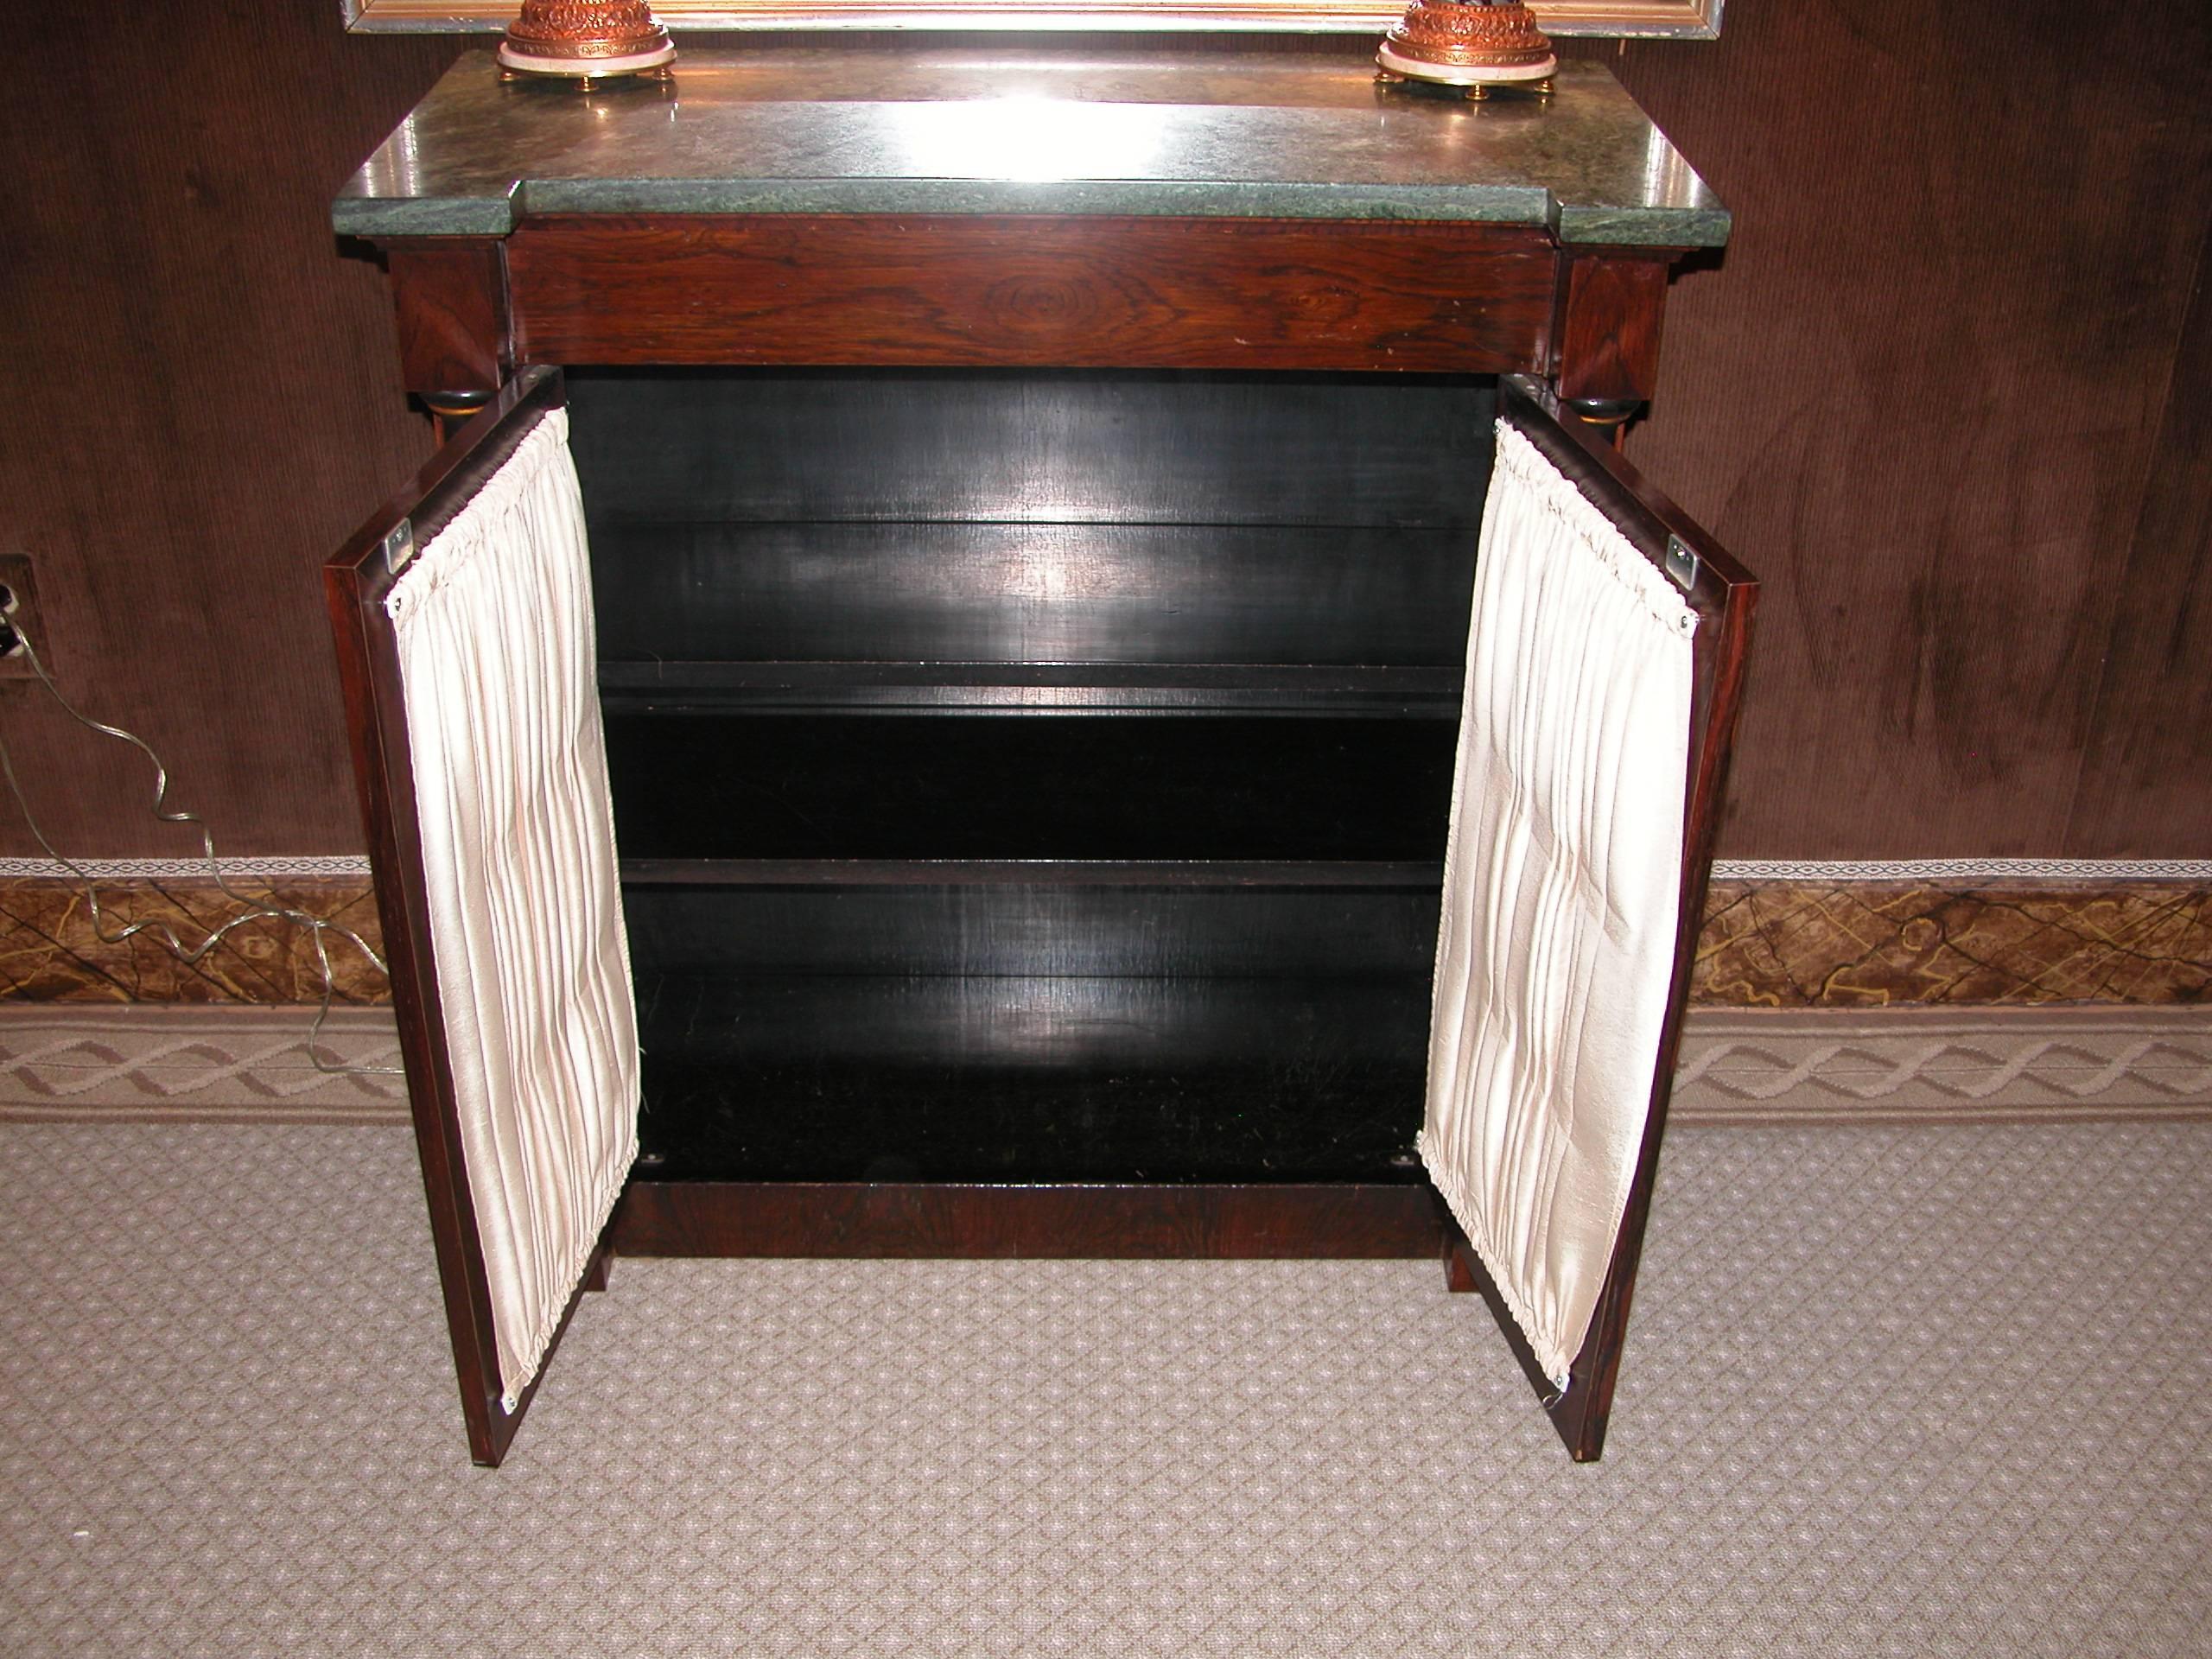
2;1116;2208;1656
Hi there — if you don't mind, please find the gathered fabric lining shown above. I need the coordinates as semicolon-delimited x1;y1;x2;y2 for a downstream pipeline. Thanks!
1421;419;1696;1390
388;408;640;1412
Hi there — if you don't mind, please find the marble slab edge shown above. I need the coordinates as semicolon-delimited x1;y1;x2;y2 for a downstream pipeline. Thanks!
334;183;1727;245
334;191;518;238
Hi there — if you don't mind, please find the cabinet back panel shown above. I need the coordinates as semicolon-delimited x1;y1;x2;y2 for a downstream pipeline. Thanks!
603;713;1458;862
623;881;1440;977
567;367;1497;527
591;521;1477;669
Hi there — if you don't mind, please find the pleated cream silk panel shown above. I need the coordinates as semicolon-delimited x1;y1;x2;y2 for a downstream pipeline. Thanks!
1421;420;1697;1390
385;408;640;1411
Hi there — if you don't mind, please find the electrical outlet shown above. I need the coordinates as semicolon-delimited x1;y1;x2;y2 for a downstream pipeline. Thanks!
0;555;52;680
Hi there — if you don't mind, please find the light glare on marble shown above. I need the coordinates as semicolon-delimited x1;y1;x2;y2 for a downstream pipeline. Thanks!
880;96;1166;183
1641;123;1694;209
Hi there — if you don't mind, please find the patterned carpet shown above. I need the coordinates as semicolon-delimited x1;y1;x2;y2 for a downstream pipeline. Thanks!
2;1117;2208;1656
3;1003;2208;1123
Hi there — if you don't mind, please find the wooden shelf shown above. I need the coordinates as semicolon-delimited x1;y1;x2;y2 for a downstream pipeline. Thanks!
620;856;1444;887
631;969;1433;1185
602;711;1459;862
620;863;1440;976
598;660;1465;715
589;520;1481;674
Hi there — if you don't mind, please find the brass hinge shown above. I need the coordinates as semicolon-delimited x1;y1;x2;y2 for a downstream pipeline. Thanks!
1663;533;1698;593
381;519;415;575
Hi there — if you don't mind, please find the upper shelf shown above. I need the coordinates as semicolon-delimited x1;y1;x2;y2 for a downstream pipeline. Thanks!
333;47;1727;246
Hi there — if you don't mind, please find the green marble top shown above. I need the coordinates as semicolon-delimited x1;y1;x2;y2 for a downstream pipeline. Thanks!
334;47;1726;248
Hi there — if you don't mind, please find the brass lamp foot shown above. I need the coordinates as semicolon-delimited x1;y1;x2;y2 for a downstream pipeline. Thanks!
1376;67;1555;101
498;65;677;90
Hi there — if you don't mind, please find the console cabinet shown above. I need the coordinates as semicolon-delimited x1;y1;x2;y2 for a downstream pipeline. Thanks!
328;46;1755;1465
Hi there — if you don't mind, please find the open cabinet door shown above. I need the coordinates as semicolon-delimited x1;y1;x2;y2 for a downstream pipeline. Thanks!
326;366;640;1466
1427;379;1758;1463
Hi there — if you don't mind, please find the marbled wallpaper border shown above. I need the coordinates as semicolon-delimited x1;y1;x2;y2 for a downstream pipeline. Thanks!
0;856;376;879
0;876;391;1006
1695;880;2210;1007
1712;857;2212;882
0;873;2205;1007
10;856;2207;880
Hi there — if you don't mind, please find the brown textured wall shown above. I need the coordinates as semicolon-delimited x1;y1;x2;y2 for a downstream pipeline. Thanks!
1594;1;2212;856
0;5;2206;861
0;6;458;858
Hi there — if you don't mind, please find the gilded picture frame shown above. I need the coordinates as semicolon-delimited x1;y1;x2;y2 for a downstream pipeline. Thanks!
342;0;1722;39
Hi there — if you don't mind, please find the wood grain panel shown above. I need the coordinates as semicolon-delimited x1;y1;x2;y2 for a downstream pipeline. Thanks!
509;215;1556;372
1554;249;1674;408
1584;3;2212;857
385;241;509;397
0;4;457;858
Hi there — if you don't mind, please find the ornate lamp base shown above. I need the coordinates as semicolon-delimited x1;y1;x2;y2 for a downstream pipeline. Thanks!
498;1;677;84
1376;0;1558;96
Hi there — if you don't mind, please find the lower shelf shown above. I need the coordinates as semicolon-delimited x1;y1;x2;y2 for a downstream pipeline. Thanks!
632;970;1433;1184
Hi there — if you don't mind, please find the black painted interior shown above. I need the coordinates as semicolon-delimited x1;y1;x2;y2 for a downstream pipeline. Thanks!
570;367;1497;1183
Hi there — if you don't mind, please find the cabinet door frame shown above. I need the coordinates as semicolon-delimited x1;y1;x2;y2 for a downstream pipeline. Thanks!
325;365;610;1467
1439;378;1757;1462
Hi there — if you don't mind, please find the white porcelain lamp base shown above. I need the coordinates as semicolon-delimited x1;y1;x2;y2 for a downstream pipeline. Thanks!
497;41;676;79
1375;41;1557;86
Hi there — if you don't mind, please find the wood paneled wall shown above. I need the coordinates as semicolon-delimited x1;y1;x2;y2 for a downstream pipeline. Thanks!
0;3;2205;860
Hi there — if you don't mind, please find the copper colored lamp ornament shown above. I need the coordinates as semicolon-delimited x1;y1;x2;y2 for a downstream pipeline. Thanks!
1376;0;1557;98
499;1;676;84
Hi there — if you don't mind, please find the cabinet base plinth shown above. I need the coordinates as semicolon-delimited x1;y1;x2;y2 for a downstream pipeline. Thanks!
612;1181;1446;1260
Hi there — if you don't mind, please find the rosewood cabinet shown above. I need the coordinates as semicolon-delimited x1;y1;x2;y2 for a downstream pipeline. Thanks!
329;44;1755;1465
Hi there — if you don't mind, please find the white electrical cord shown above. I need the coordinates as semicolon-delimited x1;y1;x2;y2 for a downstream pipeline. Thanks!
0;618;402;1077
